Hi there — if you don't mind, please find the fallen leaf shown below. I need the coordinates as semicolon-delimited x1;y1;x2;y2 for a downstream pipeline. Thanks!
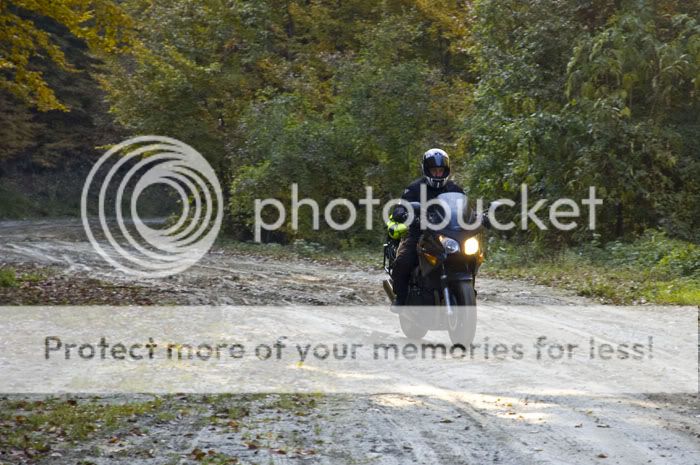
190;448;206;460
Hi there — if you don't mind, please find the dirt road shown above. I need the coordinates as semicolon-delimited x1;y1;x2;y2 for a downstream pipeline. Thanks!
0;219;698;465
0;218;597;306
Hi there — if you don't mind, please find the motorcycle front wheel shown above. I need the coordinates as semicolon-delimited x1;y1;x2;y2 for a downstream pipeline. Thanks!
447;281;477;346
399;311;428;339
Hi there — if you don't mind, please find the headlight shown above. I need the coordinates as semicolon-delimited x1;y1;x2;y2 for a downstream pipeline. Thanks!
464;237;479;255
439;236;460;254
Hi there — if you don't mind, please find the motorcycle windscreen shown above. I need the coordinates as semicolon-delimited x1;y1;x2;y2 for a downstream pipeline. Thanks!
435;192;473;231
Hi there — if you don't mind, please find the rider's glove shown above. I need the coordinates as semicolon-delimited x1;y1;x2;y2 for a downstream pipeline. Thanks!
392;205;408;223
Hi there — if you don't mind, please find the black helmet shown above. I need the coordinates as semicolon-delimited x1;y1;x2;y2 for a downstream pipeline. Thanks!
422;148;450;188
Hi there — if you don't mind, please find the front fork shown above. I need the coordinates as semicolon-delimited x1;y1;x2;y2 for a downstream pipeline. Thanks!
440;264;475;317
440;266;453;318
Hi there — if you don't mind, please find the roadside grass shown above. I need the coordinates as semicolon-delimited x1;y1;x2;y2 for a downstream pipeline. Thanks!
263;393;323;413
6;227;694;305
0;389;325;461
482;231;700;305
0;267;49;288
0;267;18;288
0;397;162;459
217;230;699;305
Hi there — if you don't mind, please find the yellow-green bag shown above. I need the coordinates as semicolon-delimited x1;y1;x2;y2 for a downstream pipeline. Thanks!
386;216;408;240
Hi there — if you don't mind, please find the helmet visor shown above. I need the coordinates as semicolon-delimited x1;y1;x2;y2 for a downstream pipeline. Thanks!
429;167;446;178
424;152;449;178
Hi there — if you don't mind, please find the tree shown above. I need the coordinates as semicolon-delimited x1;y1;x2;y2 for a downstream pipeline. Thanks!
565;6;700;240
0;0;134;111
466;0;700;242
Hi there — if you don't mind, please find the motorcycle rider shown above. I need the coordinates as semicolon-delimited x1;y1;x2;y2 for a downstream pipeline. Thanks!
389;148;465;313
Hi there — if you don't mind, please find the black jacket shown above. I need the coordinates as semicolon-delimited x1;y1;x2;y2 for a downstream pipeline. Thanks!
393;177;465;236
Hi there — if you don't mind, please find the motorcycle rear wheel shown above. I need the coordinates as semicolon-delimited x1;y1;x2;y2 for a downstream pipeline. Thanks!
447;281;477;346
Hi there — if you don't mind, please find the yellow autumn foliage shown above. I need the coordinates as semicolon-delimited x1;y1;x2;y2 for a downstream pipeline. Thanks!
0;0;135;111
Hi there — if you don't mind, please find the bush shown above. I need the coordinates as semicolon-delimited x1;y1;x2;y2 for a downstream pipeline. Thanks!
483;230;699;305
0;268;18;288
599;231;700;278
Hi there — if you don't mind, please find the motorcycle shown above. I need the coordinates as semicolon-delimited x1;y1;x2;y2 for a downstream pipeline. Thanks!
383;192;486;346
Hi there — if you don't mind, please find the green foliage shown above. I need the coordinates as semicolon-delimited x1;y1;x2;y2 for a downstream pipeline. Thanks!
485;229;700;305
6;0;698;250
0;268;18;288
564;7;700;241
467;0;700;243
229;52;459;244
104;1;471;243
0;398;162;461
